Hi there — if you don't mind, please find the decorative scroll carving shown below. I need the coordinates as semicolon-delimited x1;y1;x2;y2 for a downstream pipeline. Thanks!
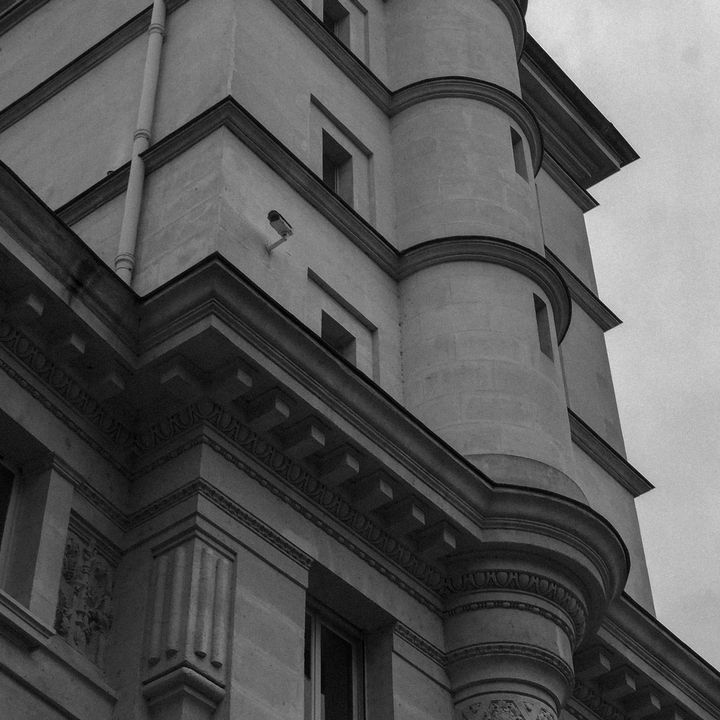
443;569;587;641
144;534;233;697
458;696;558;720
54;517;118;667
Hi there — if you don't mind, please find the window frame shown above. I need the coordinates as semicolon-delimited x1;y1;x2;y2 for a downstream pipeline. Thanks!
322;0;350;46
304;601;365;720
322;130;354;206
0;463;18;588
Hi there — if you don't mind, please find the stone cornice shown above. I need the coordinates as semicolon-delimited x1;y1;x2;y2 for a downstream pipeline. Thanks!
0;8;149;133
541;153;598;213
56;98;399;275
140;256;630;625
390;77;542;174
544;248;621;332
0;0;50;36
520;36;639;190
0;164;137;344
568;410;653;498
399;236;571;341
130;476;315;572
600;594;720;718
0;319;135;451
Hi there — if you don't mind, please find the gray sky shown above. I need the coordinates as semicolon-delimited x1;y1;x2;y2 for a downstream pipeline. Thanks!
527;1;720;668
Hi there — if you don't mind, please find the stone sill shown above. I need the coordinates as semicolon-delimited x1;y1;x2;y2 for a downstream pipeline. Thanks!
0;589;54;650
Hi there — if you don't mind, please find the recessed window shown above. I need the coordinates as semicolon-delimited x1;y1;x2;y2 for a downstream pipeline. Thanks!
321;311;356;365
511;127;528;181
322;130;354;206
304;609;361;720
534;294;553;360
323;0;350;45
0;466;13;555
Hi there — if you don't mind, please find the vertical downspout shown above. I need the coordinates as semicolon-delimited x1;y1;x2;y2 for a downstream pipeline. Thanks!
115;0;166;285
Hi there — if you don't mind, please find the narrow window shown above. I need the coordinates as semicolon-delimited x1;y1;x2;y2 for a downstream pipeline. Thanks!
321;311;356;365
323;0;350;46
322;130;354;206
0;466;13;550
304;609;361;720
511;127;528;181
534;294;553;360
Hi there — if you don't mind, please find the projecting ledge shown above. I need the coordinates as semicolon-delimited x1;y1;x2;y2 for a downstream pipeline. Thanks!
143;667;225;720
0;589;54;650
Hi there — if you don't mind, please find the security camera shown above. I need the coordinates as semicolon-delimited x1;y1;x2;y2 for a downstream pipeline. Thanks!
268;210;293;238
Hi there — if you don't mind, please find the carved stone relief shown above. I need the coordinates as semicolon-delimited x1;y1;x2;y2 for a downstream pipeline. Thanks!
54;518;118;666
459;696;558;720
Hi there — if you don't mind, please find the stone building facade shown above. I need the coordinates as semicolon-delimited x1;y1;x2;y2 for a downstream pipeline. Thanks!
0;1;718;719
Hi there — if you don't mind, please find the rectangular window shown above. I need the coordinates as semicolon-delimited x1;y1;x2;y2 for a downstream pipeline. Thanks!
511;127;528;181
323;0;350;45
534;294;553;360
0;467;13;548
322;130;354;206
321;311;356;365
304;608;362;720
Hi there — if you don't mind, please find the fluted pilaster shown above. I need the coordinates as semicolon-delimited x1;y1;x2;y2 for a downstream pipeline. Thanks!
142;532;233;720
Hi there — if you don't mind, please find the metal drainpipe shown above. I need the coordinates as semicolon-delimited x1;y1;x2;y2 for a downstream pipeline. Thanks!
115;0;166;285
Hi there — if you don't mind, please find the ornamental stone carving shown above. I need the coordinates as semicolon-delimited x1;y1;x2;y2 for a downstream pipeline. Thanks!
54;517;118;667
458;695;558;720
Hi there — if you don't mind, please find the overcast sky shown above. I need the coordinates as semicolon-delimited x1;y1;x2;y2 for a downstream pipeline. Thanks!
526;1;720;668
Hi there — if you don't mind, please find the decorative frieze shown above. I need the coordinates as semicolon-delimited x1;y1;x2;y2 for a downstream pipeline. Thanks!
443;569;588;642
0;319;133;449
54;516;119;667
135;400;444;590
457;695;558;720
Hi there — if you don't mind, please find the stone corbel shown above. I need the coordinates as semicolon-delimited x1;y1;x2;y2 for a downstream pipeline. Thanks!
142;531;234;719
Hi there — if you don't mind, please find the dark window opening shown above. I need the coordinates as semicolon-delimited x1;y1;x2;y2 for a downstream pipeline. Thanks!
0;466;13;548
511;127;528;181
322;130;354;206
304;609;359;720
323;0;350;45
534;294;553;360
321;312;356;365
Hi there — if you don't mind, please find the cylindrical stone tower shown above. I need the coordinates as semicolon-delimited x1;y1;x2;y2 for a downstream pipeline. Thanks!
392;0;579;497
389;2;598;720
